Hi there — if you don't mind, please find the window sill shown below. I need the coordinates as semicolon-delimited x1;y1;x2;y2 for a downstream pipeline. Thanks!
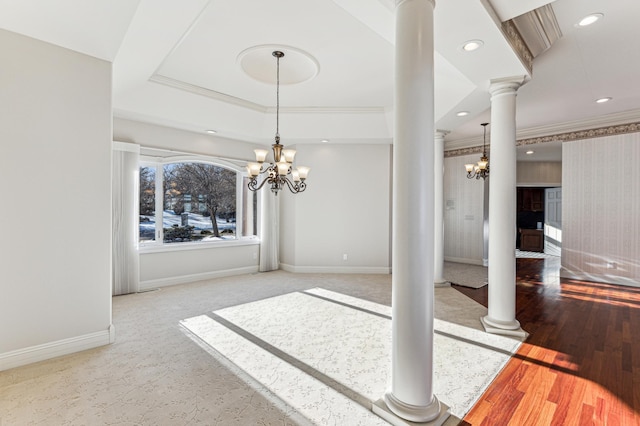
139;237;259;254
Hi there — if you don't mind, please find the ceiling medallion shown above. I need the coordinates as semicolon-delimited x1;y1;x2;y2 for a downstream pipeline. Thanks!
246;51;310;195
237;44;319;85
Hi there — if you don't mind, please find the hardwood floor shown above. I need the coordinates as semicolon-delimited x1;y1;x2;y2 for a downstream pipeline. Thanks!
454;257;640;425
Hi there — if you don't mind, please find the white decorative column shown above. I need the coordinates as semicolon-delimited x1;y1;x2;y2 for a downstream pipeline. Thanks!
481;77;527;338
434;130;448;287
372;0;449;424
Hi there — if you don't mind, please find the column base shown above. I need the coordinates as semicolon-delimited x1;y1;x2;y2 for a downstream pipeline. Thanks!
434;279;450;288
481;315;528;338
373;397;450;426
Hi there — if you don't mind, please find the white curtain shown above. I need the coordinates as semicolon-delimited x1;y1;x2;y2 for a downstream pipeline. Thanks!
259;190;279;271
112;142;140;295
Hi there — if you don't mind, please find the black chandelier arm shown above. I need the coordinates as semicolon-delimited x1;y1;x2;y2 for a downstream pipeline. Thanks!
282;176;306;194
245;51;310;196
248;175;273;192
257;165;272;175
466;169;489;180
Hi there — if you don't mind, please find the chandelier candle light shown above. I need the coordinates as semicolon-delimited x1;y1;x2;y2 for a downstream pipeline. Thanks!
465;122;490;180
247;51;310;195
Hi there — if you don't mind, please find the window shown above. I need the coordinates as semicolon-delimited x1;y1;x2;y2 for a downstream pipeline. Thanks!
139;166;156;242
139;157;257;246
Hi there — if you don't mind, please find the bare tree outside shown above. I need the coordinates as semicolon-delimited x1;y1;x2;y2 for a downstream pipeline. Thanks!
164;163;236;238
139;166;157;241
139;166;155;216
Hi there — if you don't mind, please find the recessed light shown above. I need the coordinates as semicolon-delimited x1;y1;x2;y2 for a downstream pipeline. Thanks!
461;40;483;52
206;129;217;134
526;150;534;155
456;111;469;117
321;139;329;143
577;13;603;27
596;97;612;104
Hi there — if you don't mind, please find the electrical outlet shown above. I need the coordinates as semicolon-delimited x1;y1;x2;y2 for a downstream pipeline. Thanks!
343;254;348;261
606;261;616;269
253;252;257;260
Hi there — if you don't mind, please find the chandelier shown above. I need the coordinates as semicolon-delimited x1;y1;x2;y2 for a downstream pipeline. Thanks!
246;51;310;195
465;122;490;180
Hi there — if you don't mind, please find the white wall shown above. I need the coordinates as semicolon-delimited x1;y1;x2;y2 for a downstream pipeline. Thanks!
140;243;259;289
0;30;113;369
562;133;640;287
280;144;392;273
113;118;259;161
443;154;485;264
114;119;263;287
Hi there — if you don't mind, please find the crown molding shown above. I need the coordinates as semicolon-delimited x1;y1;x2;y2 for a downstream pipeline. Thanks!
517;109;640;139
445;146;486;158
518;122;640;146
501;20;534;75
445;113;640;157
150;74;387;115
150;74;267;112
511;4;562;58
269;106;387;114
446;109;640;150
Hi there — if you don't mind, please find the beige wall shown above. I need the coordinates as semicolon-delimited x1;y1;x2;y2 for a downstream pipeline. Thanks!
517;161;562;186
113;118;259;161
1;30;113;369
280;144;392;273
114;119;264;287
562;133;640;287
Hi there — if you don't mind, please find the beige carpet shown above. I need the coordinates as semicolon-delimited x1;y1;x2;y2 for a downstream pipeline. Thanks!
0;271;521;425
444;261;488;288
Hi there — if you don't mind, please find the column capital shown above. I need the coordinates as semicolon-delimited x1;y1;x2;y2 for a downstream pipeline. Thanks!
396;0;435;8
434;130;449;139
489;76;528;98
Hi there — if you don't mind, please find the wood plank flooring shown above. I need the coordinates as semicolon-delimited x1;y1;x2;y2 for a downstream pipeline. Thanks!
454;257;640;425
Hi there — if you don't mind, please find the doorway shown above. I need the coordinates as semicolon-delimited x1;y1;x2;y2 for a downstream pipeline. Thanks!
516;187;562;256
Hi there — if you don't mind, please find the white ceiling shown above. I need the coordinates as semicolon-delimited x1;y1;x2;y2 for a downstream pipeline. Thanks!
2;0;639;163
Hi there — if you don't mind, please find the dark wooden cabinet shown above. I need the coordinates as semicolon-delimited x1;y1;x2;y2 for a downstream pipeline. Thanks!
517;187;546;251
517;187;545;212
520;228;544;252
531;190;544;211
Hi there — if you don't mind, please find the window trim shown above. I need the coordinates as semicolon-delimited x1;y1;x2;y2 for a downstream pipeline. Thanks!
138;154;257;250
139;236;259;254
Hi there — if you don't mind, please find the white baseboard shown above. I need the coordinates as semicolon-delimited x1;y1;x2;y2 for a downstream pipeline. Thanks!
140;266;259;290
560;267;639;288
279;263;391;274
0;326;113;372
444;257;485;266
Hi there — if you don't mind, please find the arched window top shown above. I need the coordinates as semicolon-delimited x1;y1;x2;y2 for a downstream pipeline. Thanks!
139;151;257;247
141;152;246;173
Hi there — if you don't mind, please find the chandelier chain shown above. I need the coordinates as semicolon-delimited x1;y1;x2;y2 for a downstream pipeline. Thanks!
276;52;280;140
245;50;310;195
464;122;490;180
482;122;487;155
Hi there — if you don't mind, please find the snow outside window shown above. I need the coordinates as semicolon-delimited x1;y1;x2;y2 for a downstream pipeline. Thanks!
139;159;256;246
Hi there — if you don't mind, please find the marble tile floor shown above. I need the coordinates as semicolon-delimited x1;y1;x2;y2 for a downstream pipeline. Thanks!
182;287;523;425
515;249;558;259
0;271;524;425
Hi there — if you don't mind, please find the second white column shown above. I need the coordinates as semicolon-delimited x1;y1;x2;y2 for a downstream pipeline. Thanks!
382;0;442;422
482;77;527;336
